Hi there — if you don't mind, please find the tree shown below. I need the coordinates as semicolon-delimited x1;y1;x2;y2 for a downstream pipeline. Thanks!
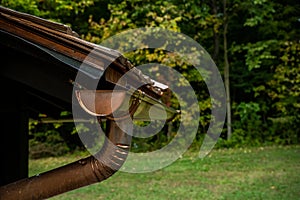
2;0;299;148
223;0;231;138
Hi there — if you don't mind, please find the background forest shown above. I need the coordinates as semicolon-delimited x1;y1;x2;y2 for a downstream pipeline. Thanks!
1;0;299;157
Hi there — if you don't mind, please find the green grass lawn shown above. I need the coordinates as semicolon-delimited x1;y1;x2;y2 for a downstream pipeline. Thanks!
29;145;300;200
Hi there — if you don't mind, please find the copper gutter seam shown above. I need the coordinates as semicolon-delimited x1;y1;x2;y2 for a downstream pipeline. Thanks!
0;6;120;58
0;120;131;200
0;14;158;96
0;9;122;71
0;8;163;98
0;7;158;91
0;6;77;36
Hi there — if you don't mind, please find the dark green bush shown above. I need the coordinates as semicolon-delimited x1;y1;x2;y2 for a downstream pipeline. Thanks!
29;121;84;159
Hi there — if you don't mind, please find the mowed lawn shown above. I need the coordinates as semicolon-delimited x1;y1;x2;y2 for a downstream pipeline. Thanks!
29;145;300;200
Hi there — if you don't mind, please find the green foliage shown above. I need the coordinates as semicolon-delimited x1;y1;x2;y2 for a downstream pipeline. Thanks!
218;102;267;148
242;0;275;27
1;0;299;150
240;40;277;71
1;0;40;15
0;0;109;35
29;121;84;159
84;0;182;43
29;122;69;158
267;41;300;116
268;116;300;145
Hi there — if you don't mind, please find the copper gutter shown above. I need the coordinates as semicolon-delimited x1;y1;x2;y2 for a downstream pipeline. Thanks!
0;119;131;199
0;6;178;199
0;6;164;98
0;89;176;199
76;90;178;121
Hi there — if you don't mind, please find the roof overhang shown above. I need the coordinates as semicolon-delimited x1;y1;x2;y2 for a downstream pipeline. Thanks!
0;6;177;120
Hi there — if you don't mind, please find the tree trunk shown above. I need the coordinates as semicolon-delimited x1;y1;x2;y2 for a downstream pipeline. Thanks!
223;0;232;139
211;0;220;61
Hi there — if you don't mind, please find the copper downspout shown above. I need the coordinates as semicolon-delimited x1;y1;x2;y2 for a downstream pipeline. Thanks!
0;119;131;199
